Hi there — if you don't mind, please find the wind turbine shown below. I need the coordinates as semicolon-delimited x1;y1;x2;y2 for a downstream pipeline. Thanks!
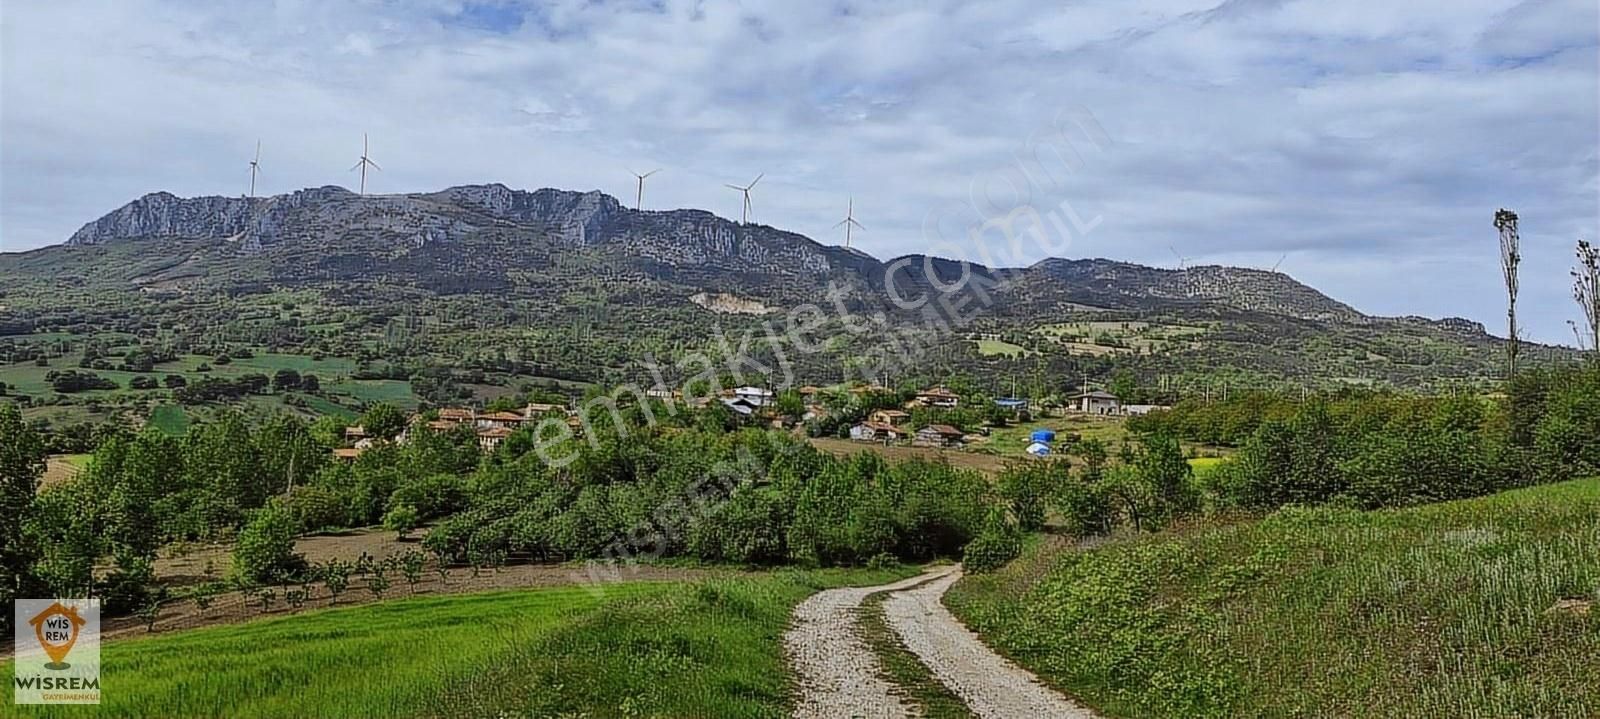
833;197;864;248
1168;245;1193;270
248;140;262;198
630;168;660;211
350;133;381;195
1270;253;1287;273
725;173;763;224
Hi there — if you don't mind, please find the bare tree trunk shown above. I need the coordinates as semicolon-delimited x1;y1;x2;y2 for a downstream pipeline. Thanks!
1495;210;1521;378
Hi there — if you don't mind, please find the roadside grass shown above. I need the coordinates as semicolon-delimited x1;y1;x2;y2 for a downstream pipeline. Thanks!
2;567;917;719
858;592;975;719
431;567;919;719
947;479;1600;718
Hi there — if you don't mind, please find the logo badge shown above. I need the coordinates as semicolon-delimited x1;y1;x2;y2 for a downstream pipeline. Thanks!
13;599;100;705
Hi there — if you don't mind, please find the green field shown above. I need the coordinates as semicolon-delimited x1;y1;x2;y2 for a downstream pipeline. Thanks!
973;338;1032;358
2;567;916;719
948;479;1600;718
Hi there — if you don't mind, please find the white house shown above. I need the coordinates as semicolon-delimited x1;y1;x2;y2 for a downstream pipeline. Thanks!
1071;390;1121;415
731;386;774;407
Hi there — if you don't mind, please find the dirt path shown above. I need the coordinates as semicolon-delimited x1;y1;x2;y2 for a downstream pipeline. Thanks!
883;568;1097;718
785;566;958;719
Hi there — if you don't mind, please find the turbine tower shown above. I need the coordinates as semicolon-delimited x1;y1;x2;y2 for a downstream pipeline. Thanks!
350;133;381;195
725;173;763;224
833;197;865;248
630;169;660;211
1168;246;1192;270
248;140;262;198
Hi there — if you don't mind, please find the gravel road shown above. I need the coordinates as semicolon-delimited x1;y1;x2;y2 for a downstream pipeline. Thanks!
786;566;958;719
882;568;1098;718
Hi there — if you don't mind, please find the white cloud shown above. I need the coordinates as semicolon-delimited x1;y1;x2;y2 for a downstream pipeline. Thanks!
1;0;1595;343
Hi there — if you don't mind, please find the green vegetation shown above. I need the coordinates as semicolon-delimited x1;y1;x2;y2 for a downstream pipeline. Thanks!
147;404;188;435
1;558;910;719
859;591;975;719
948;479;1600;718
973;338;1031;358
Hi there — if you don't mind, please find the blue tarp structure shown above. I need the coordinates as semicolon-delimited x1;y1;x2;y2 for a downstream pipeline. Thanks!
1030;428;1056;443
1025;442;1051;456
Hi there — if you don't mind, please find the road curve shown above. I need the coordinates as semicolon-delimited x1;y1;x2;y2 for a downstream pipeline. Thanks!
882;568;1098;719
786;566;958;719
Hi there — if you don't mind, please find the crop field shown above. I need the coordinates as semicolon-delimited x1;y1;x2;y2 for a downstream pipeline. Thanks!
947;479;1600;718
2;568;916;719
1032;321;1210;357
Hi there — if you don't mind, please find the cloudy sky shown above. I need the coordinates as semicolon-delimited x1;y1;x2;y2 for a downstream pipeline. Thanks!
2;0;1596;343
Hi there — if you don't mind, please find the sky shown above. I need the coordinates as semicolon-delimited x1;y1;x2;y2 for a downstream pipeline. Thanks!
1;0;1597;344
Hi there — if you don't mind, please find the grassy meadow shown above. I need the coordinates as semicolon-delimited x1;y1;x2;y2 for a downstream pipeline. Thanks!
947;479;1600;718
2;567;916;719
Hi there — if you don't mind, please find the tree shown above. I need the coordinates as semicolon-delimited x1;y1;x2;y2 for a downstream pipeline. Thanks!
361;403;406;441
0;403;46;635
1136;433;1198;523
272;369;303;392
1574;239;1599;353
1494;209;1521;378
230;503;306;586
383;503;420;540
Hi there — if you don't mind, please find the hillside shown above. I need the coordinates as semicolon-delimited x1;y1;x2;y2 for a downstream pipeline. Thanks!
0;184;1546;419
947;479;1600;718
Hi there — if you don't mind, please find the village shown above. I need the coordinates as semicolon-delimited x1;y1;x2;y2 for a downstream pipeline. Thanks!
332;382;1169;461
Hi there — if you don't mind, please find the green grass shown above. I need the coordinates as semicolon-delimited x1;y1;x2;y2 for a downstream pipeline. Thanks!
973;338;1031;358
147;405;188;436
859;592;975;718
2;567;917;719
977;416;1129;457
58;454;92;469
947;479;1600;718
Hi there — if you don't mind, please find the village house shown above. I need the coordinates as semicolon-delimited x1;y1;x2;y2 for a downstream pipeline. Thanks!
850;421;906;442
915;386;960;408
1070;390;1121;415
914;424;965;447
332;447;364;462
732;386;775;407
344;425;369;442
477;426;513;452
438;407;476;423
476;411;528;430
868;408;911;427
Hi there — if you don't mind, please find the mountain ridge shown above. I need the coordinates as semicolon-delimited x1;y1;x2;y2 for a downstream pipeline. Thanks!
56;183;1412;325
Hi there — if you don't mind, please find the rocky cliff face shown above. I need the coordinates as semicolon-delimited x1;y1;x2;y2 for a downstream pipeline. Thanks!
59;183;1408;326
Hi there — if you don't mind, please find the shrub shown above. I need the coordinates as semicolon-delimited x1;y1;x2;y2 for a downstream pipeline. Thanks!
230;503;307;586
963;507;1022;573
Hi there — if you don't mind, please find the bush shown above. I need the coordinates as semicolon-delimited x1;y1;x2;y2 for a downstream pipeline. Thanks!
963;507;1022;573
383;503;420;540
230;503;307;585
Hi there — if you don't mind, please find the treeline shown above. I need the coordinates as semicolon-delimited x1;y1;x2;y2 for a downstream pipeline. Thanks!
1130;363;1600;511
0;398;1018;635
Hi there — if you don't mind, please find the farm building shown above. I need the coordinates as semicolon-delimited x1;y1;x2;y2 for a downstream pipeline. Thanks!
850;422;906;442
915;386;960;408
869;409;911;426
1122;404;1169;416
914;424;965;447
994;397;1029;412
1070;390;1121;415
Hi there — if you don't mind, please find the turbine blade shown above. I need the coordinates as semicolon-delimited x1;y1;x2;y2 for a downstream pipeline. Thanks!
748;173;763;189
643;169;660;178
368;159;382;171
833;219;848;229
350;160;364;171
725;184;743;190
850;219;865;230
